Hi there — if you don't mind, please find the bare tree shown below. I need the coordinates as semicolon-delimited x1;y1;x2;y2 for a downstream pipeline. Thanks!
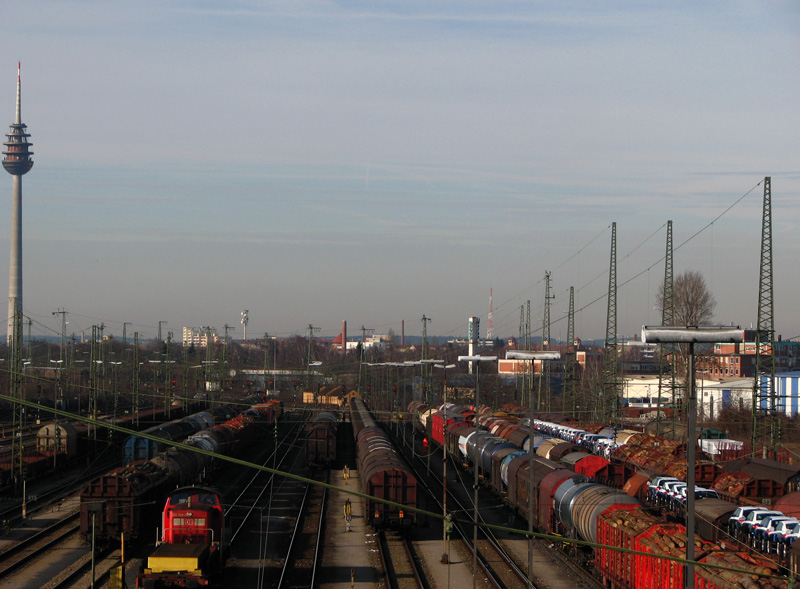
656;270;716;326
655;270;717;412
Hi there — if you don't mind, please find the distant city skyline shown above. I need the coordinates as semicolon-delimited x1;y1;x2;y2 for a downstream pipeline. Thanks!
1;3;798;343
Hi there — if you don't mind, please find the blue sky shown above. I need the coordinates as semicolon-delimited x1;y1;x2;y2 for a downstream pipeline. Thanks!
1;2;799;343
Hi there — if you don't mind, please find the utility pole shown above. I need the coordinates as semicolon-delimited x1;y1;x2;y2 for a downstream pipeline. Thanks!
657;220;675;437
541;272;554;411
518;305;525;404
565;286;577;418
602;222;619;424
752;177;777;458
89;325;99;439
53;309;67;363
525;300;531;350
223;324;234;392
164;332;172;417
359;325;373;397
421;315;431;408
203;327;216;398
306;324;320;392
133;332;140;427
487;287;494;340
526;300;531;406
263;333;270;392
182;336;189;400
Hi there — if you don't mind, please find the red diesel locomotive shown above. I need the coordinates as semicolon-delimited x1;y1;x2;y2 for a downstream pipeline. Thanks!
138;486;226;588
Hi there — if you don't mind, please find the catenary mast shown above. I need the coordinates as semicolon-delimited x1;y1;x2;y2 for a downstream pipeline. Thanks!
3;63;33;347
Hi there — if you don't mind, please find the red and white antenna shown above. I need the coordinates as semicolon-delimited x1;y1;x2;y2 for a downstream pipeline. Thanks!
15;62;21;125
487;287;494;339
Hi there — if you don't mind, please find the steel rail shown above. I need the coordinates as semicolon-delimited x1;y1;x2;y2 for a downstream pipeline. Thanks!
276;480;314;588
309;470;329;589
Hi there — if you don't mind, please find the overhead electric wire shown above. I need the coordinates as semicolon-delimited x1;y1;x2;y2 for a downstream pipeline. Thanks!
2;391;786;584
542;180;764;335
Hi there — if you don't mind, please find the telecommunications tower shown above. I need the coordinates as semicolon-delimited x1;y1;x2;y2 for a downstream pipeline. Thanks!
3;64;33;346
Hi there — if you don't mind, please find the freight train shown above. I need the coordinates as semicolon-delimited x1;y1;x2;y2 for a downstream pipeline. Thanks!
412;402;789;588
137;486;226;588
80;397;282;546
305;411;339;466
2;406;193;490
123;405;241;464
350;398;417;527
121;393;272;464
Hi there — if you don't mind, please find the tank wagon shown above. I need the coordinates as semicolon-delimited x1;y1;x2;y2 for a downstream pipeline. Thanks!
80;398;282;546
350;398;416;527
305;412;339;466
416;408;788;588
123;405;239;464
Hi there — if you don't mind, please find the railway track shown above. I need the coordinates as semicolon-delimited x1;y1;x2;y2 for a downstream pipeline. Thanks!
275;468;328;589
398;421;604;589
48;546;116;589
222;410;335;588
0;515;79;578
377;529;428;589
0;461;116;524
226;412;307;538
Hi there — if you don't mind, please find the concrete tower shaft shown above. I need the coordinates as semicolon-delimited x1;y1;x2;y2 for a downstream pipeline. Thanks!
4;63;32;346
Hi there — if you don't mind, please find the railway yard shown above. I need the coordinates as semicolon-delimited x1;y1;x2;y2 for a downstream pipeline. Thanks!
0;391;796;588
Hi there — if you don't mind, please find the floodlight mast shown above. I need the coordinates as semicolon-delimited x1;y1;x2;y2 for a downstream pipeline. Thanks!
642;326;743;589
507;350;561;589
457;355;497;589
432;362;455;565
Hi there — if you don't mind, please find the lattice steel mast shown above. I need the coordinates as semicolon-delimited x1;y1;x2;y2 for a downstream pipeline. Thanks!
602;222;618;423
541;272;553;411
565;286;577;418
306;324;320;391
358;325;373;397
656;220;675;436
751;177;777;458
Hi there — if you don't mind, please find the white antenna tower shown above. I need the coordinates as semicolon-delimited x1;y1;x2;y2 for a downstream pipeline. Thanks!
241;310;249;341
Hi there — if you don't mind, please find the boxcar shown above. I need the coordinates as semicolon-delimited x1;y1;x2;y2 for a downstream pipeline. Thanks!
305;412;339;466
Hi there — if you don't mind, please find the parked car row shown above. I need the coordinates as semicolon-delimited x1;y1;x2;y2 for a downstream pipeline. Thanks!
411;403;790;587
